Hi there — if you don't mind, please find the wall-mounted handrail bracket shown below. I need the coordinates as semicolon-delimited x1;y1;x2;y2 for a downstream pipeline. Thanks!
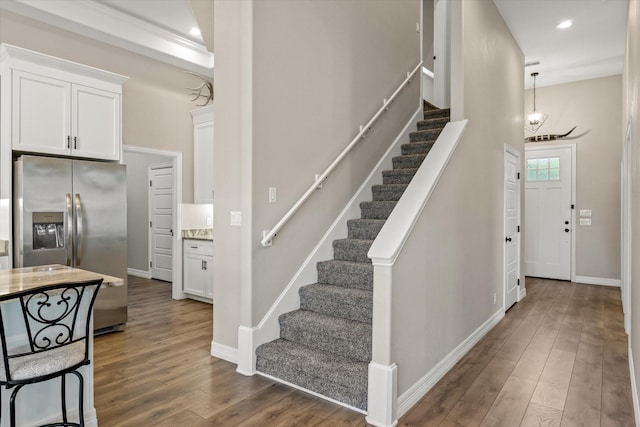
260;61;423;247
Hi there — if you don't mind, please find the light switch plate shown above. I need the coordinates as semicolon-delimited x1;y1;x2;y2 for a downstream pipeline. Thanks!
579;209;592;217
580;218;592;226
269;187;277;203
230;211;242;226
206;217;213;227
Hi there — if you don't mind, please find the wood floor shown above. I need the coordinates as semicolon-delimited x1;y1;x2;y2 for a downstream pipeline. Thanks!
94;276;635;426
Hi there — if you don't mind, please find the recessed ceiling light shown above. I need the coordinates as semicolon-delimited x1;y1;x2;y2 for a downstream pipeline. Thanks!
556;20;573;30
190;27;201;37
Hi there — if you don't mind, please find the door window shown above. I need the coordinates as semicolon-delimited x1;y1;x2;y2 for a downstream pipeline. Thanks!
527;157;560;182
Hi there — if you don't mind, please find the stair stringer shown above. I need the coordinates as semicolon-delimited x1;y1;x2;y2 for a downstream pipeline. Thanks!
235;107;423;377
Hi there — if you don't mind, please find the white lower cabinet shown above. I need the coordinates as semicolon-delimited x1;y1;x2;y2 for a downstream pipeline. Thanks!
183;240;213;302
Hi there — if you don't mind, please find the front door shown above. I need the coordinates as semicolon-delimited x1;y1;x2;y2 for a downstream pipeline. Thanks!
524;146;573;280
149;164;174;282
504;147;520;310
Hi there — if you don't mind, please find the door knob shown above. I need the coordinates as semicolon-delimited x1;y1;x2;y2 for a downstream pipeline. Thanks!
564;228;570;232
565;221;569;225
505;237;512;242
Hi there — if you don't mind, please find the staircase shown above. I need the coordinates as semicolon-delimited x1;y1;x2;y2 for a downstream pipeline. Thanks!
255;107;451;411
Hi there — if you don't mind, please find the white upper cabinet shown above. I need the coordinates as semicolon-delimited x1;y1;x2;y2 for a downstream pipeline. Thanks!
71;84;121;160
2;44;127;161
191;105;214;204
12;71;70;156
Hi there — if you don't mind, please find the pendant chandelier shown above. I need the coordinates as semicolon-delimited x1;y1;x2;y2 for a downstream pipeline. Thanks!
525;72;548;134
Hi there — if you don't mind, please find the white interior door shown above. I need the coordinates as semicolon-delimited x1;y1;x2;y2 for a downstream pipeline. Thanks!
149;164;174;282
525;147;573;280
504;147;520;310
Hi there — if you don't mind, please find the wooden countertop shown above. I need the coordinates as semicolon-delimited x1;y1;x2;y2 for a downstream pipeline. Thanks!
0;264;124;300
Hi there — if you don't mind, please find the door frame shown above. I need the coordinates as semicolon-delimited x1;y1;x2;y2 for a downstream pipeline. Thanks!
148;162;174;283
525;143;577;282
504;145;522;309
123;145;184;300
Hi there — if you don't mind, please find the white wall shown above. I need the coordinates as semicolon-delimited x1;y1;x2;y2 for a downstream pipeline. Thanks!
423;0;435;72
390;0;524;396
524;76;622;281
182;203;213;229
624;0;640;423
213;0;421;349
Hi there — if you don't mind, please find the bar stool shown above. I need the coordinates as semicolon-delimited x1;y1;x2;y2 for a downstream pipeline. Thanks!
0;279;103;427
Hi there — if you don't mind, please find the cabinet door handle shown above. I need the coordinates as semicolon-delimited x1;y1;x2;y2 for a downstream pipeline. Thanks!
191;246;198;249
202;260;207;270
67;136;71;149
73;136;77;150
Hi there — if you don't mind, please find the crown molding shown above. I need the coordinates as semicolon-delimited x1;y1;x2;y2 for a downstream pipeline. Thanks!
0;0;214;75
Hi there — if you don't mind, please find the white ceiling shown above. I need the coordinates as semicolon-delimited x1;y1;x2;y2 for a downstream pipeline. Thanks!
0;0;214;74
99;0;204;45
1;0;629;89
494;0;629;89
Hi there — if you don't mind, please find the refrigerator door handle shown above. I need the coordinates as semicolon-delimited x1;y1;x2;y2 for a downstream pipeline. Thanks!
65;193;73;266
75;193;84;266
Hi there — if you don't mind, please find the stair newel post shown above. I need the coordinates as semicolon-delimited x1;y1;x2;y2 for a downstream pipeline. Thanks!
366;262;398;426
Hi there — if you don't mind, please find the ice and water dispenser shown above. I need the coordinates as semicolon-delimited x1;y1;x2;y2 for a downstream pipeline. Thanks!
32;212;64;250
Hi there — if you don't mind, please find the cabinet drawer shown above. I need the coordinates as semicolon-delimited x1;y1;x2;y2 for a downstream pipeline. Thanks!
183;240;213;256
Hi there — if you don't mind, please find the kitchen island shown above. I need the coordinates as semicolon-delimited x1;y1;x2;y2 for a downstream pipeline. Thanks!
0;264;123;427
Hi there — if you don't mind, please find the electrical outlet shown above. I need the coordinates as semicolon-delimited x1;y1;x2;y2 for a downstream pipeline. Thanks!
230;211;242;226
269;187;277;203
580;218;592;226
579;209;592;217
206;217;212;227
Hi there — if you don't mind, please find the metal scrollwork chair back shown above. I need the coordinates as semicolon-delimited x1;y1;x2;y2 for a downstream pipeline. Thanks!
0;279;103;427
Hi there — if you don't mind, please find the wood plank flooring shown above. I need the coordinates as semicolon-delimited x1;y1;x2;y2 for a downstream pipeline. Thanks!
93;276;635;426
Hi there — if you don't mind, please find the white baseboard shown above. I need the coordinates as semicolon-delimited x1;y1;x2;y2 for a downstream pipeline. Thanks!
127;268;151;279
211;340;238;364
366;362;398;427
574;275;620;287
630;346;640;427
397;309;505;417
236;325;256;375
518;286;527;301
236;107;424;374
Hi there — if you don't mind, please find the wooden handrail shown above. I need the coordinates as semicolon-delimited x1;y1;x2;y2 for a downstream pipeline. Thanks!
261;61;423;247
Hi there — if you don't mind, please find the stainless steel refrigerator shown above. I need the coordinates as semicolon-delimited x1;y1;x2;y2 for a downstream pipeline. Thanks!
13;155;127;332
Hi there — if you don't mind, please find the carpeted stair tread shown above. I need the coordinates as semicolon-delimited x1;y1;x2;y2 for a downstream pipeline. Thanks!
317;260;373;290
299;283;373;323
423;108;450;120
333;238;373;264
347;218;386;240
393;153;427;170
417;117;449;131
401;141;435;156
372;184;409;201
279;310;372;362
423;100;439;111
410;128;442;143
382;168;418;185
360;200;397;219
256;339;368;410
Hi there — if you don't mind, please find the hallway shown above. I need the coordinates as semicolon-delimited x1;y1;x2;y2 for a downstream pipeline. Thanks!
401;278;635;426
93;277;635;426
